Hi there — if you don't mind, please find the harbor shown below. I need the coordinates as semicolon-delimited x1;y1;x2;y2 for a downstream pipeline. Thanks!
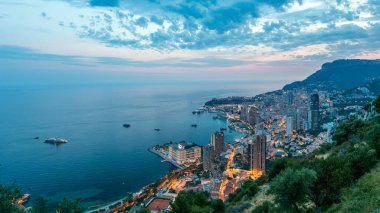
148;147;186;170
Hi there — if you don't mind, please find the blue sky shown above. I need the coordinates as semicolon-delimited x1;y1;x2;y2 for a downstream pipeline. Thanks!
0;0;379;87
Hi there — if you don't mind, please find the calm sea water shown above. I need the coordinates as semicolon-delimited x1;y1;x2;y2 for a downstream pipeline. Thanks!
0;81;280;207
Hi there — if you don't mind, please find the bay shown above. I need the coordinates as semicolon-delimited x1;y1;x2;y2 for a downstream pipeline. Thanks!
0;80;280;207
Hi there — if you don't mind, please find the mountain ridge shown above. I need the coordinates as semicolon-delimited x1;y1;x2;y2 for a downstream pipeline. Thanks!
283;59;380;91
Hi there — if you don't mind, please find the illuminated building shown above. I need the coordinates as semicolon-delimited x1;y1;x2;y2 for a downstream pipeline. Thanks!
240;104;249;121
308;94;320;130
168;143;201;164
286;115;296;135
248;134;266;174
211;132;225;159
202;144;214;171
248;107;262;126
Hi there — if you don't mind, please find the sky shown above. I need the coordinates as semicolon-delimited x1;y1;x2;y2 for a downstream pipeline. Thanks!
0;0;379;87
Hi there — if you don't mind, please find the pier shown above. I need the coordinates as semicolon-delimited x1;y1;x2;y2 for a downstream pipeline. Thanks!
148;147;186;170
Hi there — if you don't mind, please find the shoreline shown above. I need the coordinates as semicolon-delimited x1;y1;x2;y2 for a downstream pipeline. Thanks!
148;147;187;170
86;110;243;212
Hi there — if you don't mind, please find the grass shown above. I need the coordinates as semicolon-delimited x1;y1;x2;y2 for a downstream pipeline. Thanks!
326;163;380;213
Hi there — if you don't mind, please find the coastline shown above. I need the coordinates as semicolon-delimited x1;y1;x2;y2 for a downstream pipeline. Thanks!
86;109;245;212
147;147;186;170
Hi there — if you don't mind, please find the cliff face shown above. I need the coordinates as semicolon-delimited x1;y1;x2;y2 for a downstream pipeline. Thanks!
283;59;380;91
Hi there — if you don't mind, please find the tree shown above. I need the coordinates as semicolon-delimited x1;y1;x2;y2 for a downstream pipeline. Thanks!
227;180;259;205
332;120;368;145
347;145;377;179
57;198;84;213
251;201;274;213
171;191;214;213
193;191;210;207
243;180;259;197
268;158;287;180
211;199;225;213
32;197;49;213
0;184;22;213
308;155;353;209
374;95;380;113
269;168;317;213
137;208;150;213
171;191;193;213
366;124;380;157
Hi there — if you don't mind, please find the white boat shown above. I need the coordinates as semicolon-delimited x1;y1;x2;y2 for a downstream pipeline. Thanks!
44;137;68;144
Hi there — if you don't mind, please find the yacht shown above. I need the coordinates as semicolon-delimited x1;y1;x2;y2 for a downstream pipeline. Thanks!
44;137;68;144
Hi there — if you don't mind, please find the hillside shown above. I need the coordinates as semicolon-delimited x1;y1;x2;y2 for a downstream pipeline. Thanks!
223;97;380;213
283;59;380;91
325;163;380;213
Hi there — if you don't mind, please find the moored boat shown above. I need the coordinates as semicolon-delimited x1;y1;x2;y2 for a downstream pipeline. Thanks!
44;137;68;144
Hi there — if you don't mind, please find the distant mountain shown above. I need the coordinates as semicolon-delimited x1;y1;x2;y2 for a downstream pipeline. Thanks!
283;59;380;91
341;79;380;97
363;79;380;95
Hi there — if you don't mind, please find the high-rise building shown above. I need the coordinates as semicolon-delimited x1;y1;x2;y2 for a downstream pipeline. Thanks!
286;115;296;135
202;144;214;171
247;141;254;170
240;104;249;121
211;132;225;158
296;106;308;130
310;93;320;110
309;94;320;130
248;107;262;126
248;135;266;174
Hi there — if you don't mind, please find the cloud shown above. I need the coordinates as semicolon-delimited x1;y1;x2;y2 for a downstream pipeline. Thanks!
0;45;251;68
55;0;378;60
2;0;379;68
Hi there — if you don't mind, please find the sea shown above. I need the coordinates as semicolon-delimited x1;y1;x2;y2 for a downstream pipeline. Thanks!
0;80;282;207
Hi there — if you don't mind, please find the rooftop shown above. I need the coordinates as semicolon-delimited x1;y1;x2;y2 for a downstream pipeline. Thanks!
146;198;171;211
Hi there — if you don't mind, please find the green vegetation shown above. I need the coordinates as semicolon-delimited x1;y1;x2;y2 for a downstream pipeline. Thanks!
248;97;380;213
365;124;380;157
2;96;379;213
374;95;380;113
0;184;84;213
332;119;368;145
171;191;224;213
137;208;151;213
251;201;274;213
57;198;84;213
227;180;259;205
0;184;22;213
32;197;49;213
269;168;317;212
325;164;380;213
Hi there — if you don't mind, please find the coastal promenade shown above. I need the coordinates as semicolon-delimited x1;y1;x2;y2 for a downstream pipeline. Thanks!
85;146;190;212
148;147;186;170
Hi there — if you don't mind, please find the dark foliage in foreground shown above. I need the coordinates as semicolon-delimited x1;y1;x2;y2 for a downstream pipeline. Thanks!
171;191;225;213
249;97;380;213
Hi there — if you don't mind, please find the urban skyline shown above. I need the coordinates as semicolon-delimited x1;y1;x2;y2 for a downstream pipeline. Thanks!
1;0;380;212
